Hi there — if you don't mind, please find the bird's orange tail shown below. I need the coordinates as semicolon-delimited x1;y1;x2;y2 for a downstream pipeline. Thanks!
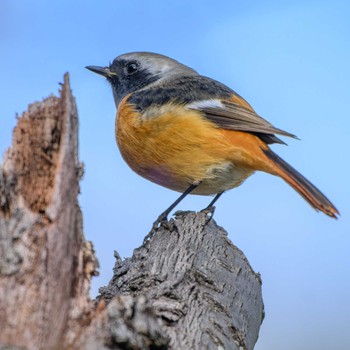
264;149;339;218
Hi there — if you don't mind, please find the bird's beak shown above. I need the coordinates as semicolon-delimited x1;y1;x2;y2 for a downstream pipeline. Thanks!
85;66;116;78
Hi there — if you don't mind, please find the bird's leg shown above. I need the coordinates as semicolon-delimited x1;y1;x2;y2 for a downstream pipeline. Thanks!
144;182;200;243
200;191;224;220
150;183;199;231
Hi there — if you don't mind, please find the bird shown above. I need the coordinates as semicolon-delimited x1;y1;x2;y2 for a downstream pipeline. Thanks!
86;52;339;236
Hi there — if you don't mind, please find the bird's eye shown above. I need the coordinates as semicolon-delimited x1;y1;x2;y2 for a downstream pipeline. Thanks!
125;62;139;75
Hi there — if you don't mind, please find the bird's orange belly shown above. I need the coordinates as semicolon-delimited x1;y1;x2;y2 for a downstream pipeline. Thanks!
115;101;272;195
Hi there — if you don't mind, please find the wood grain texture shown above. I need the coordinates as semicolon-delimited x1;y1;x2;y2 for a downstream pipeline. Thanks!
0;74;98;350
99;211;264;350
70;295;169;350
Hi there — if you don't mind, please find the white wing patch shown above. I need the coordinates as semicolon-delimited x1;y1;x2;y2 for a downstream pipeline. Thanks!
186;99;224;110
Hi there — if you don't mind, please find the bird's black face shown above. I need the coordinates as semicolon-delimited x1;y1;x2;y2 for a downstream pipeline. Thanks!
86;52;198;107
106;57;161;106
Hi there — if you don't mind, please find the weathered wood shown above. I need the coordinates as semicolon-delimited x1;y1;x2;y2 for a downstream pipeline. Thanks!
99;212;264;350
69;295;169;350
0;75;98;349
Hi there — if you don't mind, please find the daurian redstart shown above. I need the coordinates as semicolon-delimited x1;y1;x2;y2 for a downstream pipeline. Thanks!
86;52;338;234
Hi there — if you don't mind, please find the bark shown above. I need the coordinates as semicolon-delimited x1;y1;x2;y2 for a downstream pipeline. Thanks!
97;212;264;350
0;75;264;350
0;75;98;349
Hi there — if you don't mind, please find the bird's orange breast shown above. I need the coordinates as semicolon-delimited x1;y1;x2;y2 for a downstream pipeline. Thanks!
115;97;277;195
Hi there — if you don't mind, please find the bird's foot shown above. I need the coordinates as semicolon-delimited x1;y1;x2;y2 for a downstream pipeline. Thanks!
200;205;216;223
143;213;168;244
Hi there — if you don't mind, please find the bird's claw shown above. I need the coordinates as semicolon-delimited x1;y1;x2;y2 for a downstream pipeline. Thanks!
143;213;168;244
200;205;216;223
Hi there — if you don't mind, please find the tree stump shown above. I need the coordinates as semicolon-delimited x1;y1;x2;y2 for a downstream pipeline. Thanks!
0;74;264;350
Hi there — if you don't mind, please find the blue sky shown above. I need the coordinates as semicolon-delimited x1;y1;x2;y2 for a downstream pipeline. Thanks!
1;1;349;349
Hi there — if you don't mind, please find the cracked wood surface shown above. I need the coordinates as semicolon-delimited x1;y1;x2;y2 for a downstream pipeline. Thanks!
0;75;98;349
99;211;264;350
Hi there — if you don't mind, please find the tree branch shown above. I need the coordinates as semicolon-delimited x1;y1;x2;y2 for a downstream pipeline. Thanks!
0;74;98;349
99;211;264;350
